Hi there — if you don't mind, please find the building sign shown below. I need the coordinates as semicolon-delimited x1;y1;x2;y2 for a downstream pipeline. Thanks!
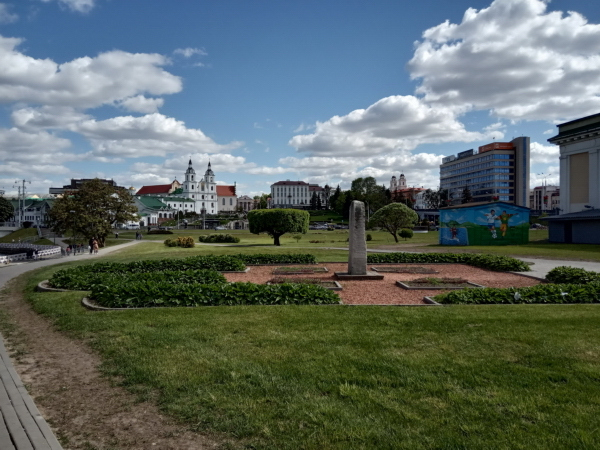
457;149;474;159
478;142;514;153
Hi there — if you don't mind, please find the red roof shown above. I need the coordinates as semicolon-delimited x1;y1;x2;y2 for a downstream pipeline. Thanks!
217;185;236;196
136;184;172;195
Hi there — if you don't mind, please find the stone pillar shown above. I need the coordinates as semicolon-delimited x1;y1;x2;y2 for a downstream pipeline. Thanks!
348;200;367;275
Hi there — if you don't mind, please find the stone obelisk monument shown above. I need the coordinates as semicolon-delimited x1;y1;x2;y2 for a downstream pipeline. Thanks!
335;200;383;280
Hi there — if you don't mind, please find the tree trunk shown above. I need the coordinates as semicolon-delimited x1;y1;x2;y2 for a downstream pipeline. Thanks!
392;233;398;243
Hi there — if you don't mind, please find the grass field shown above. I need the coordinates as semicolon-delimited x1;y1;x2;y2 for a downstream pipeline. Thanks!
6;243;600;449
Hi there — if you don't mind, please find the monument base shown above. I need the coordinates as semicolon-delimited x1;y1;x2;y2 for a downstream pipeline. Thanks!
334;271;384;280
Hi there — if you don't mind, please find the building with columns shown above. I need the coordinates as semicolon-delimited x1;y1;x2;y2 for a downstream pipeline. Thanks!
546;113;600;244
548;113;600;214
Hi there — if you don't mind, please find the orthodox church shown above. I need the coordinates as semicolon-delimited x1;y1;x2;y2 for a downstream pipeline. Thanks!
136;160;236;218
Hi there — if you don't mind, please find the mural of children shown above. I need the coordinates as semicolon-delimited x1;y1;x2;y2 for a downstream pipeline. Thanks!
483;209;499;239
498;210;517;237
450;226;459;240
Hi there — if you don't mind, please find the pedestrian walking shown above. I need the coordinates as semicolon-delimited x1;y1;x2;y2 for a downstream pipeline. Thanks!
92;239;99;254
89;238;94;254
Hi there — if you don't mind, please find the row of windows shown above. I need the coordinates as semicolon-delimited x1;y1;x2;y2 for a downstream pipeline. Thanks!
441;160;512;177
442;153;513;171
441;168;512;185
222;198;234;205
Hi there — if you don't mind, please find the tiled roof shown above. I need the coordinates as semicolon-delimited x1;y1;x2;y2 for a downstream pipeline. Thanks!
136;196;170;209
136;184;172;195
217;185;236;196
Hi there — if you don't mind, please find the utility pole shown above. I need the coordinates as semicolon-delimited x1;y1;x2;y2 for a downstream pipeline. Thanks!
12;180;31;227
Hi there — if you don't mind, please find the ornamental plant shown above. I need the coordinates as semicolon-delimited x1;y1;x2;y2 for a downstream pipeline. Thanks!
366;252;529;272
546;266;600;284
90;281;340;308
248;209;309;246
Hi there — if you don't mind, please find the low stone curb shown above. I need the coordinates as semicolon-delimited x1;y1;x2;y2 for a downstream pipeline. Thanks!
423;296;443;306
36;280;71;292
396;281;485;290
81;297;140;311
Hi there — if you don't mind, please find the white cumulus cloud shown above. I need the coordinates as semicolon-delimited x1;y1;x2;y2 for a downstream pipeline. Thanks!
290;95;497;157
408;0;600;121
0;36;181;109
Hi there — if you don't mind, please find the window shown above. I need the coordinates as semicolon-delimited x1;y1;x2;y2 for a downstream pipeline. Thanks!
230;198;233;205
222;198;225;205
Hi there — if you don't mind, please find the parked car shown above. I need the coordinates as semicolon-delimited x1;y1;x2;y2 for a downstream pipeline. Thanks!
215;225;227;230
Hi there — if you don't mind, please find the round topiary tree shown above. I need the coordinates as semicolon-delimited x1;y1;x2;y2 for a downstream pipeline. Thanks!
248;209;309;246
368;203;418;243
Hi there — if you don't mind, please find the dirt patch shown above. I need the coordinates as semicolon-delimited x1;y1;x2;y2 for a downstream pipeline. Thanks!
0;278;221;450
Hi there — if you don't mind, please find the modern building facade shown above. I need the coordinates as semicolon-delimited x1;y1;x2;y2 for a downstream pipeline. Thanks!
529;185;560;213
49;178;125;196
440;137;530;207
548;112;600;214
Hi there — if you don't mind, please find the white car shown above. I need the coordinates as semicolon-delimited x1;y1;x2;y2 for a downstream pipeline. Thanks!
215;226;227;230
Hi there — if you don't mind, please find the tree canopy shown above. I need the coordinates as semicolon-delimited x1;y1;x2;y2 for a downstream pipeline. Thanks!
0;196;14;222
48;179;137;247
248;208;309;246
368;202;419;243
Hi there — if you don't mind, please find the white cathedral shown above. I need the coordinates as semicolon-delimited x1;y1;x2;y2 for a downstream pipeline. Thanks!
136;159;237;218
182;159;218;213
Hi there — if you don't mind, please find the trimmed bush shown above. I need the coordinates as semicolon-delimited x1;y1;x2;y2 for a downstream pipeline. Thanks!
399;229;414;240
546;266;600;284
198;234;240;243
49;255;246;288
164;238;178;247
232;253;317;265
435;282;600;305
50;268;227;291
366;233;372;241
90;281;340;308
366;252;530;272
148;229;174;235
176;236;196;248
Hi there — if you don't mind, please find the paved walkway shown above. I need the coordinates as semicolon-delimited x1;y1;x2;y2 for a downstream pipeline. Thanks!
0;240;141;449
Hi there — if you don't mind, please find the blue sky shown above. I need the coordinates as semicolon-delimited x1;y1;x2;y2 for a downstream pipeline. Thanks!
1;0;599;198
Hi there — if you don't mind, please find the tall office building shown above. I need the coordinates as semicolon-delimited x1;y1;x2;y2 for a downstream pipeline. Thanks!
439;137;530;207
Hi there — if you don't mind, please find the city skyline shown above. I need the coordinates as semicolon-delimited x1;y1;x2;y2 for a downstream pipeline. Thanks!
1;0;599;197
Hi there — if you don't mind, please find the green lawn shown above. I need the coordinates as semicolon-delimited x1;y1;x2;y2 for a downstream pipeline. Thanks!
6;243;600;449
15;269;600;449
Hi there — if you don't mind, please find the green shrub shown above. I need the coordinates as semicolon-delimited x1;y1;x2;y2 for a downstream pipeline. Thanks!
546;266;600;284
366;252;529;272
435;282;600;305
366;233;372;241
49;256;246;288
176;236;196;248
90;281;340;308
50;269;226;290
399;229;414;240
164;238;178;247
232;253;317;265
198;234;241;243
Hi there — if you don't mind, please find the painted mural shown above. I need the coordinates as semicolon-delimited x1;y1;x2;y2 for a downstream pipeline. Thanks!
439;202;529;246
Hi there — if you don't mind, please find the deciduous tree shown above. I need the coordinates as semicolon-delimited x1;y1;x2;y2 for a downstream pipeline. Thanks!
368;203;418;243
0;196;14;222
48;179;137;247
248;208;309;246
